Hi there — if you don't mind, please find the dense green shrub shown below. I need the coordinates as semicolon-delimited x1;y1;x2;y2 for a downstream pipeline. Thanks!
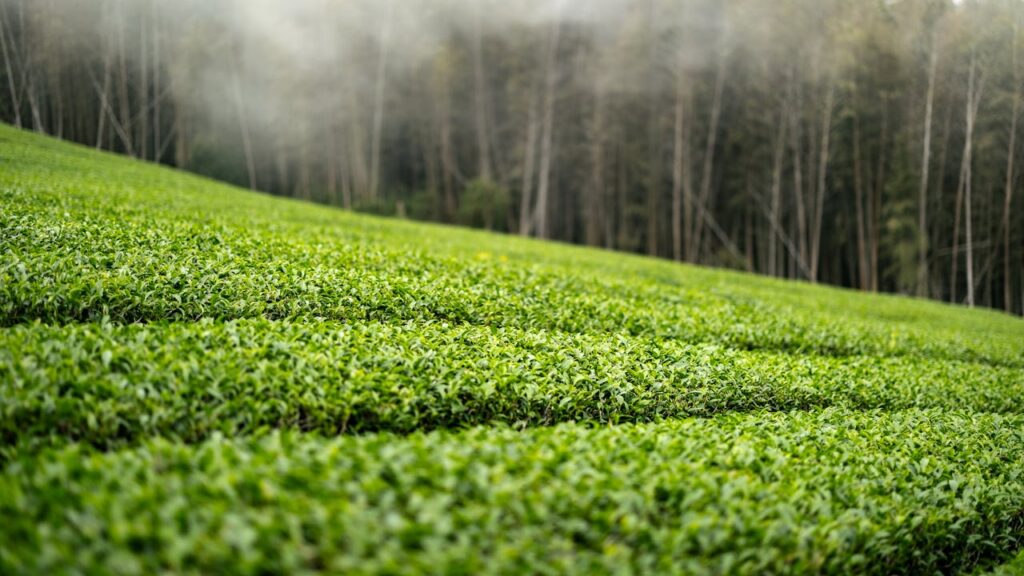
3;409;1024;575
2;318;1023;454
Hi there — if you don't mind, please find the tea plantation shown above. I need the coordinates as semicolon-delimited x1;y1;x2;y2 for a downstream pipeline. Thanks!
2;123;1024;574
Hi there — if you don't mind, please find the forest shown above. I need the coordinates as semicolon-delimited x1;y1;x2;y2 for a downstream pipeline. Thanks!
1;0;1022;313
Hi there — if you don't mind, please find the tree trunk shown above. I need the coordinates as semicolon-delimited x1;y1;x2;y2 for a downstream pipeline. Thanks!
346;76;369;201
152;0;160;162
810;78;834;282
964;56;983;308
691;50;726;262
339;122;352;209
174;104;189;169
231;50;256;191
0;3;21;128
472;4;492;182
917;28;938;297
671;75;689;262
953;55;983;306
136;7;148;160
436;64;457;220
96;27;112;149
645;0;661;257
853;115;869;291
768;103;788;277
116;0;132;155
870;102;887;293
327;126;339;206
519;80;539;236
420;112;438;217
934;90;954;299
1004;21;1020;312
789;72;808;274
587;86;606;247
368;4;391;200
533;19;561;239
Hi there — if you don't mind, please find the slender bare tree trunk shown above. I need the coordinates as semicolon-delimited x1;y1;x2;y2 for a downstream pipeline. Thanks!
870;103;888;293
519;81;539;236
5;0;40;132
671;75;688;261
953;55;983;306
917;28;938;297
691;50;725;261
95;26;112;149
768;103;788;277
964;56;983;308
644;0;661;256
53;73;64;139
534;19;561;239
89;64;134;155
436;65;457;220
368;3;391;200
934;92;953;298
1004;21;1020;312
116;0;132;155
138;6;149;161
853;115;869;290
745;179;754;271
25;66;42;133
682;89;695;262
346;77;369;201
0;3;21;128
616;142;628;249
231;52;256;191
587;86;606;247
174;104;188;168
327;125;339;206
810;78;834;282
419;108;438;217
951;139;966;304
472;4;492;182
152;0;160;162
789;72;808;273
297;130;312;201
339;122;352;209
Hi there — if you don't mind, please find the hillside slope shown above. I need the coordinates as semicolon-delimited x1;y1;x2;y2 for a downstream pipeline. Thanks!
2;123;1024;574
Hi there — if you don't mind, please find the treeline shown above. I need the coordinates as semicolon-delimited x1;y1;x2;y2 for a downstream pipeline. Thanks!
1;0;1022;313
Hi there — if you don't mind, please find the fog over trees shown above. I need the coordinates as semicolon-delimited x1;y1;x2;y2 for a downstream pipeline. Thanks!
2;0;1022;313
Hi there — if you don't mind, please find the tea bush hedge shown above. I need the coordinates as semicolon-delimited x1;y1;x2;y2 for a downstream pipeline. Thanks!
3;409;1024;575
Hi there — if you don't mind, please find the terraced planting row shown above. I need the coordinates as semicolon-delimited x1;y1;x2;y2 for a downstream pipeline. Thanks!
2;318;1023;456
3;410;1024;575
3;158;1022;368
2;124;1024;573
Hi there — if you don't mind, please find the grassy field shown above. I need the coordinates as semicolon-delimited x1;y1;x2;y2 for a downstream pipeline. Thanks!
2;122;1024;574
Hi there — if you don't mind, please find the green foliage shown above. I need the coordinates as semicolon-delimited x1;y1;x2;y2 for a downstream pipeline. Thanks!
1;125;1024;573
881;137;919;294
987;550;1024;575
2;318;1023;456
3;409;1024;575
458;179;510;231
